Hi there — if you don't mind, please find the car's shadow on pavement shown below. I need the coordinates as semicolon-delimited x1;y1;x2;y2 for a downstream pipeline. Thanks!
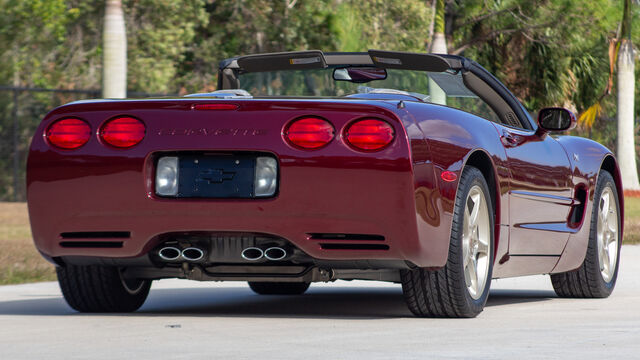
0;285;556;319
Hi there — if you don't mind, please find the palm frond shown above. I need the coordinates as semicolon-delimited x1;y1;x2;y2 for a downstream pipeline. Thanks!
578;102;602;129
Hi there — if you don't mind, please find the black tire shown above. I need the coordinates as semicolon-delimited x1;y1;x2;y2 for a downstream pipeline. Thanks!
56;265;151;312
401;166;494;318
550;170;621;298
248;281;310;295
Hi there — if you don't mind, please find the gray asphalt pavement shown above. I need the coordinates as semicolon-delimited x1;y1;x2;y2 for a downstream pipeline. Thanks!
1;246;639;359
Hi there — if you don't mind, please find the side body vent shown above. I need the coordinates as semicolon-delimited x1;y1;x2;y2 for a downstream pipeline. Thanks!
58;231;129;249
568;185;588;228
308;233;389;251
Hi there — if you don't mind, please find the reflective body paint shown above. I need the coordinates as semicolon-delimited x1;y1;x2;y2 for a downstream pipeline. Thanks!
27;97;622;276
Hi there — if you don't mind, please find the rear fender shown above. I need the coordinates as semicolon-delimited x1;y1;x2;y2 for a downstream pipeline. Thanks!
403;102;508;267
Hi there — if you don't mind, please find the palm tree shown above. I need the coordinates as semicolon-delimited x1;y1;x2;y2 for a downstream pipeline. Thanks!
428;0;447;105
617;0;639;190
103;0;127;98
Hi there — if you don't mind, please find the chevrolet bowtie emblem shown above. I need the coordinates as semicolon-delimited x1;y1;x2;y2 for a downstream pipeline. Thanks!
197;169;235;184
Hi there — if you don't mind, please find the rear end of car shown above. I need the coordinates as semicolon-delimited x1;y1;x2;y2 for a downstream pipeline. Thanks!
31;49;519;317
27;98;431;279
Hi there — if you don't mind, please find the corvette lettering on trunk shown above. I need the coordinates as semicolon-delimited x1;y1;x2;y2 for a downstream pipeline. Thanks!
157;128;268;136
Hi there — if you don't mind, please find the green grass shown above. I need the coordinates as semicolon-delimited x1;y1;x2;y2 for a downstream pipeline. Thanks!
625;196;640;217
0;202;56;285
624;197;640;244
0;198;639;285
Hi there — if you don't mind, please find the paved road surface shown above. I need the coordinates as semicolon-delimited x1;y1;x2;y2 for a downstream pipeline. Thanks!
1;246;639;359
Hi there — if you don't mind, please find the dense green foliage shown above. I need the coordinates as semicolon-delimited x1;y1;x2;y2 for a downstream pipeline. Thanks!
180;0;338;91
1;0;638;105
0;0;638;200
0;0;207;92
334;0;433;52
450;0;622;111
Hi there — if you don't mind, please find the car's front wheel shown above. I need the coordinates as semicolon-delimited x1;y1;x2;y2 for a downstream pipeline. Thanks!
57;265;151;312
550;170;621;298
401;166;494;318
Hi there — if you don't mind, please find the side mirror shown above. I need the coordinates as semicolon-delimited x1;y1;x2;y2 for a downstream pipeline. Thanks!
537;107;576;132
333;67;387;83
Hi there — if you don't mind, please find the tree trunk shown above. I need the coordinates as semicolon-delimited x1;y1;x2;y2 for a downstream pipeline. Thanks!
616;40;640;190
103;0;127;98
428;0;447;106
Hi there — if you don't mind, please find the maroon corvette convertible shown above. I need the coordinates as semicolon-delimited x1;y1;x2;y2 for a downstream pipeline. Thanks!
27;50;623;317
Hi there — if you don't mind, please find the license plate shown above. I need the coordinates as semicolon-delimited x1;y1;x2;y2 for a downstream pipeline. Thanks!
177;154;256;198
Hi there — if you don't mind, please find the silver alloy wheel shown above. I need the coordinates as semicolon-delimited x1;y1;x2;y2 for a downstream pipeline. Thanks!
462;185;491;300
597;187;618;283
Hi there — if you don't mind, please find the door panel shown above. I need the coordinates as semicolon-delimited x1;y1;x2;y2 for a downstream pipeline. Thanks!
498;125;573;255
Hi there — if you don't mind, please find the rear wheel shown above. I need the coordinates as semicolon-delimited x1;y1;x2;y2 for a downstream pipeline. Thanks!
57;265;151;312
550;170;621;298
248;281;310;295
401;166;494;318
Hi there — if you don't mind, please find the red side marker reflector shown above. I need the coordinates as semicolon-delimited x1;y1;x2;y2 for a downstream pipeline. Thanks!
46;118;91;150
193;103;239;110
100;117;146;148
441;171;457;182
284;117;335;149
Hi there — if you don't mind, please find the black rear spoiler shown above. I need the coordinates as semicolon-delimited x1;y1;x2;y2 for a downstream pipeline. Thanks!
223;50;461;73
237;50;327;72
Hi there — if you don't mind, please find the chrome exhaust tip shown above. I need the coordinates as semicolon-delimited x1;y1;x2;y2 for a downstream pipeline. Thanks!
241;247;264;261
182;247;205;262
264;247;287;261
158;246;182;261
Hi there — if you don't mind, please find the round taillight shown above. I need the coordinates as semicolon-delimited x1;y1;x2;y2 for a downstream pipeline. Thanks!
284;117;334;149
100;117;146;148
46;118;91;150
344;119;395;151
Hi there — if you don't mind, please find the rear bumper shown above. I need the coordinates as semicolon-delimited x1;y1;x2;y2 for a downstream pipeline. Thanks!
27;99;450;268
28;151;432;265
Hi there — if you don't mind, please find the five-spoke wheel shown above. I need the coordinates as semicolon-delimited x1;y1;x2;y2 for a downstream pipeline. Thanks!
597;186;618;283
463;185;492;300
401;166;494;317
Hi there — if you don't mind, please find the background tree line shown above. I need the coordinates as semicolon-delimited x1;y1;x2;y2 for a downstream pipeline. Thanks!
0;0;638;200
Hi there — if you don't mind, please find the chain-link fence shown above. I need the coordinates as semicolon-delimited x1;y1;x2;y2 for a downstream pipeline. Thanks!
0;86;175;202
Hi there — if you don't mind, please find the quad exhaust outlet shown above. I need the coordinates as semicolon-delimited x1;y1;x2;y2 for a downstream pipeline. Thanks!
158;246;205;262
241;246;288;261
159;245;288;262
